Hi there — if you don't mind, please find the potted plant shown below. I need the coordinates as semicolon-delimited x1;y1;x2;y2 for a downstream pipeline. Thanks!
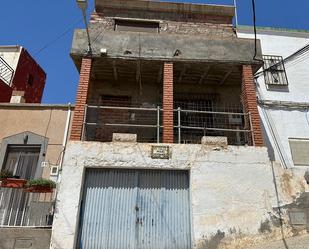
0;169;27;188
25;179;56;193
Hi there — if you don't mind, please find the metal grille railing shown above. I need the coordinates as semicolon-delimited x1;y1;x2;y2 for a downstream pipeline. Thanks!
174;108;252;145
0;188;55;227
0;57;14;86
83;104;253;145
84;105;161;143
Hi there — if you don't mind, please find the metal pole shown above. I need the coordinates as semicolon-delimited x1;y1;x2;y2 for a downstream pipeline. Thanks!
82;9;92;56
177;107;181;144
157;106;160;143
248;112;255;146
81;105;88;141
234;0;239;27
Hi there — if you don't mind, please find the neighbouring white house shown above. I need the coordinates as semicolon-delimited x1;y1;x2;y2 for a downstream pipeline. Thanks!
238;26;309;169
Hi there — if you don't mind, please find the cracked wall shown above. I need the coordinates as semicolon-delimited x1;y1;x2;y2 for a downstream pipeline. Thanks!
51;142;309;249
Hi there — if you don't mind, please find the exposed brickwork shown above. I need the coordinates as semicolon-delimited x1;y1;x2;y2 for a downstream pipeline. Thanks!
70;58;92;141
242;65;264;146
163;62;174;143
90;9;235;38
95;96;131;142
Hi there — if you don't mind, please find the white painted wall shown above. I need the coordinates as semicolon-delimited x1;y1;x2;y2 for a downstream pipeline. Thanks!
238;27;309;168
51;141;307;249
0;46;22;72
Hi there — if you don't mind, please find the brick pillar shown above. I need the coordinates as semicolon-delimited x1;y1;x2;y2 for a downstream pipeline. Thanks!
163;62;174;143
242;65;264;146
70;58;92;140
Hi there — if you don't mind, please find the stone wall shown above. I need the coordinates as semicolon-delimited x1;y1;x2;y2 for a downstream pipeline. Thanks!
90;9;236;38
51;141;309;249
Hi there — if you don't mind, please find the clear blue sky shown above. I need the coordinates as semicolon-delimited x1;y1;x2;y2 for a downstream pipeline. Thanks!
1;0;308;104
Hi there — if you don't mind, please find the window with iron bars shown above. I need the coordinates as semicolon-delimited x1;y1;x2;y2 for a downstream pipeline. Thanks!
262;55;288;86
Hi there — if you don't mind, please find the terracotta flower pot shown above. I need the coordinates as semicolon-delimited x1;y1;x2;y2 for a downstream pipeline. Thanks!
24;185;54;193
0;178;27;189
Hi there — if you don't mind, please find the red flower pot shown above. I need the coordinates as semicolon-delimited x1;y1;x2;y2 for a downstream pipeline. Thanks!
0;178;27;189
24;185;54;193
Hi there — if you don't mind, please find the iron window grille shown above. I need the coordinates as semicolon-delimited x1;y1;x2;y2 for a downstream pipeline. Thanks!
262;55;288;86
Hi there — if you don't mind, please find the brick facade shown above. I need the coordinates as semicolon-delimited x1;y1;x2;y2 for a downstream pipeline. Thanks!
163;62;174;143
242;65;264;146
70;58;92;141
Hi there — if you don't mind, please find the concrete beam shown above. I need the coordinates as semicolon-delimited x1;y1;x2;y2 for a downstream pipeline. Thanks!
198;66;211;84
157;65;163;84
178;66;186;84
95;0;235;17
112;60;118;82
71;30;263;71
220;68;233;85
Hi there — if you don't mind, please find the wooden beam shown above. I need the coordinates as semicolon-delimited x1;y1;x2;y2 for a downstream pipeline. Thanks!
112;61;118;81
178;66;186;84
198;66;211;84
220;68;233;85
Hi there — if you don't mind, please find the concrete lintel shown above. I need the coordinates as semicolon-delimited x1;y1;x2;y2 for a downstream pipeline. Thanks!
95;0;235;17
71;29;263;71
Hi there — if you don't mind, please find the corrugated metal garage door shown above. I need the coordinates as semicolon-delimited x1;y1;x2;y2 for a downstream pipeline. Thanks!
78;169;191;249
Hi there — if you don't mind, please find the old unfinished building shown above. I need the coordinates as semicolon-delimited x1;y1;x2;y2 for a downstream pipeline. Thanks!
70;0;264;146
51;1;309;249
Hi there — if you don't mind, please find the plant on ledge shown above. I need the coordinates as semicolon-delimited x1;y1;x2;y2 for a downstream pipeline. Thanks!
25;178;56;193
0;169;13;179
0;169;27;188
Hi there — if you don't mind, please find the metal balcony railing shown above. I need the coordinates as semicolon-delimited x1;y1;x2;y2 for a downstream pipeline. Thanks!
0;56;14;86
83;104;254;145
0;187;55;227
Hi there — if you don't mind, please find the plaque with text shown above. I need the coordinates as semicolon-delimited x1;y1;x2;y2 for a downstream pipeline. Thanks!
151;145;170;159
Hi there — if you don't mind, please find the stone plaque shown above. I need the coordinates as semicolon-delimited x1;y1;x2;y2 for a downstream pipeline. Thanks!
14;238;33;249
289;210;306;225
151;145;170;159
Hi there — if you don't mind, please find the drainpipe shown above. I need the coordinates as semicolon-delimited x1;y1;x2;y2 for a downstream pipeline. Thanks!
255;81;290;169
58;103;72;178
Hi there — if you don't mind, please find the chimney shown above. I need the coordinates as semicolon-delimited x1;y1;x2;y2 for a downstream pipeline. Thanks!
10;91;25;103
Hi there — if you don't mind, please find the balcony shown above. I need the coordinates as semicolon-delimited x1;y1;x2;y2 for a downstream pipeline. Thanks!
0;187;55;227
83;101;254;145
0;56;14;86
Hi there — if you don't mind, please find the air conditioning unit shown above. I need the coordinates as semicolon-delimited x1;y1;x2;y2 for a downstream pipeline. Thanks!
228;114;243;125
50;166;59;176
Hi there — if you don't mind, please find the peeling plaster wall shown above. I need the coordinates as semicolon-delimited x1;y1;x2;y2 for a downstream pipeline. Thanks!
50;141;309;249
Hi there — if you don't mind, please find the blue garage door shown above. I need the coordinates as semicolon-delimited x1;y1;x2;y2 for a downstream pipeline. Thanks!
78;169;191;249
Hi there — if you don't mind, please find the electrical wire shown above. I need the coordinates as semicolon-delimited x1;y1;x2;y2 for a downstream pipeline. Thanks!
254;42;309;78
34;18;83;56
251;0;263;62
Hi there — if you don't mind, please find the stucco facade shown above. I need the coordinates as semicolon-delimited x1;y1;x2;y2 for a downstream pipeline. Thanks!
51;141;309;249
0;104;73;249
0;104;73;177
